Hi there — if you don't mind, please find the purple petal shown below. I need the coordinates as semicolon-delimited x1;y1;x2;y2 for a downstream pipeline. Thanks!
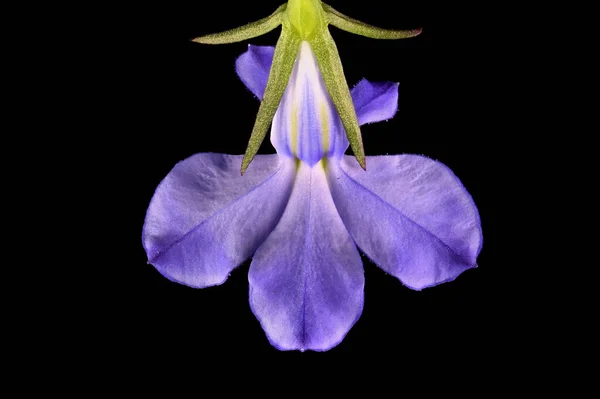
249;163;364;351
142;153;295;288
235;46;398;126
351;79;399;125
235;45;275;100
327;155;482;291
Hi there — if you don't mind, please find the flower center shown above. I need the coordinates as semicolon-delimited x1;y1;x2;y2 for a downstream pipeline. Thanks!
271;41;347;166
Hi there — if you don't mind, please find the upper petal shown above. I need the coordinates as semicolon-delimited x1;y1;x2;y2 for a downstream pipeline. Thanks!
249;162;364;351
235;45;275;100
327;155;482;290
351;79;399;125
235;45;399;126
142;153;295;288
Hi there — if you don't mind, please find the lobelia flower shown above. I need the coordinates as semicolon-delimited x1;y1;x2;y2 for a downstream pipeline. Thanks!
142;0;483;351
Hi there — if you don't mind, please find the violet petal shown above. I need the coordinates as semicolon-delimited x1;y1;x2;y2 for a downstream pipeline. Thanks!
327;155;483;290
235;45;275;100
143;153;295;288
351;79;399;125
249;162;364;351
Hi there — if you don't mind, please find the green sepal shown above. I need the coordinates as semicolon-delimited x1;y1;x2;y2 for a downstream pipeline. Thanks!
241;27;301;174
310;30;366;170
322;3;422;40
192;4;286;44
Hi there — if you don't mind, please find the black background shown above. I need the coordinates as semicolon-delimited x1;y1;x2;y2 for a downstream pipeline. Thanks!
114;0;501;362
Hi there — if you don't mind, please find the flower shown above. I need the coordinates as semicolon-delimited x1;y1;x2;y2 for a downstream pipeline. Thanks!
142;44;483;351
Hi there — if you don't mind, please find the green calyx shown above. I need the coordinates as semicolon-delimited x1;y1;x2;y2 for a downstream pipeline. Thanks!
193;1;422;174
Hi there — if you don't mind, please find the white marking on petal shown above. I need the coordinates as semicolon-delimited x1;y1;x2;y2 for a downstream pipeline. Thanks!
270;41;344;166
